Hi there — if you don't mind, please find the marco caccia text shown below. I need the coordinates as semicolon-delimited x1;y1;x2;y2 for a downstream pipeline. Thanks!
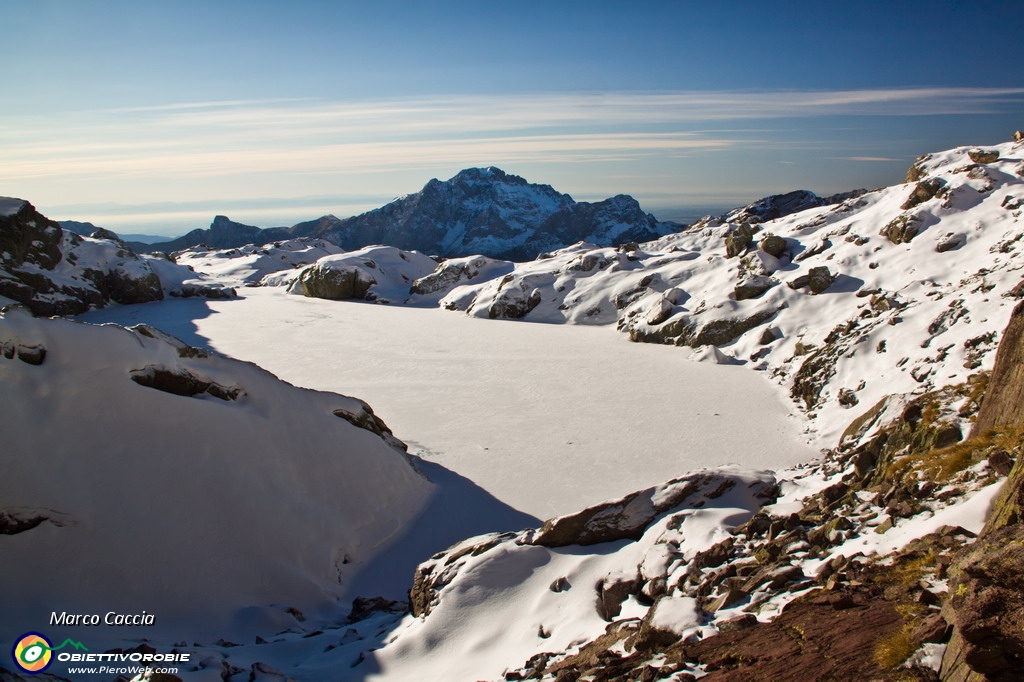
50;611;155;626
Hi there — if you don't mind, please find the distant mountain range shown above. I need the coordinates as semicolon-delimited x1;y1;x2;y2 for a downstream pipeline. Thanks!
128;171;862;261
58;219;166;244
128;168;689;260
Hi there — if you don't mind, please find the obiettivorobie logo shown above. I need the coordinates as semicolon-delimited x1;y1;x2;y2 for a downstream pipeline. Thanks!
11;632;190;676
11;632;87;674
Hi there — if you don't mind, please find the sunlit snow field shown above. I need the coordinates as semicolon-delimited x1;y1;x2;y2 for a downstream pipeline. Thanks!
82;287;816;519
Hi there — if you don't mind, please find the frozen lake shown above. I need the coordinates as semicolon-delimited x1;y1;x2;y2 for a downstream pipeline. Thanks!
83;287;816;519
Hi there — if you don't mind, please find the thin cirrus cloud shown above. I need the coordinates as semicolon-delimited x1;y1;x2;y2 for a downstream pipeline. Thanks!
3;87;1021;184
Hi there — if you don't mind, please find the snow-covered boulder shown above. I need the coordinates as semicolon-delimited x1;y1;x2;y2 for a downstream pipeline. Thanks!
288;245;438;303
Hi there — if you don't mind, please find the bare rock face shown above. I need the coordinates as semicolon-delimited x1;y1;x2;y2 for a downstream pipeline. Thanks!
941;526;1024;681
939;302;1024;681
971;301;1024;436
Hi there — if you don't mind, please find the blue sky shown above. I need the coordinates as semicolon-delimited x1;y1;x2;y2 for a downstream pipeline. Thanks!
2;0;1022;235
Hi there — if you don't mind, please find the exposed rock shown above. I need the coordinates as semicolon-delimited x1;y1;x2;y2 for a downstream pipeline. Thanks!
758;234;787;258
169;282;236;299
645;297;675;325
906;154;931;182
0;199;174;315
411;256;505;295
794;237;831;262
0;507;70;535
901;178;947;211
347;596;408;623
881;214;923;245
724;224;754;258
972;301;1024;436
734;276;776;301
298;263;375;300
488;285;542;319
837;388;859;407
787;273;811;290
89;227;125;244
14;344;46;365
333;402;407;452
129;365;244;401
596;574;641;621
967;149;1000;164
807;266;834;294
722;189;864;225
941;525;1024;681
531;472;764;548
935;232;967;253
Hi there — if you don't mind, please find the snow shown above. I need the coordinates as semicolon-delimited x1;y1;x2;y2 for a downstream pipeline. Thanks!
173;239;344;287
0;307;431;649
0;196;26;216
80;287;816;519
648;595;702;636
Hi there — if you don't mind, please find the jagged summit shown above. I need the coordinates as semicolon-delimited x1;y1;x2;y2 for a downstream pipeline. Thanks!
137;168;678;261
317;166;675;260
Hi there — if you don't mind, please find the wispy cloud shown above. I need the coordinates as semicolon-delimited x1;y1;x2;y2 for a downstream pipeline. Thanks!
5;87;1021;181
3;87;1021;216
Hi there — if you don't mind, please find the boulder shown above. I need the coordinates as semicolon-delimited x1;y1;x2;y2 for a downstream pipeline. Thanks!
758;234;787;258
725;224;754;258
734;276;777;301
881;215;922;245
967;149;1000;164
596;573;641;621
807;266;834;294
298;263;375;300
935;232;967;253
488;286;542;319
900;178;946;211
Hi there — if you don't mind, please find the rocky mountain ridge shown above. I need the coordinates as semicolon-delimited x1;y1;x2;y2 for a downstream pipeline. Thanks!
0;199;233;316
134;167;680;260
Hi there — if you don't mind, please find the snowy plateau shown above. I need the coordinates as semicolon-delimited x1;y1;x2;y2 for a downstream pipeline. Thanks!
2;138;1024;681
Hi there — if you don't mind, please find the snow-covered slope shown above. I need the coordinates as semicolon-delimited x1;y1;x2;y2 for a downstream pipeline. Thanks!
0;306;431;647
172;238;344;287
437;141;1024;446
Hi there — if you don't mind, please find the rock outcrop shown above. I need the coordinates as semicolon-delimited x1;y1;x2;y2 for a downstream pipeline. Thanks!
0;199;166;315
970;301;1024;436
939;301;1024;682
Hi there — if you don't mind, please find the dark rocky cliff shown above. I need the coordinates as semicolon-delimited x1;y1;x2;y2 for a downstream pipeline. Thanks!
940;302;1024;682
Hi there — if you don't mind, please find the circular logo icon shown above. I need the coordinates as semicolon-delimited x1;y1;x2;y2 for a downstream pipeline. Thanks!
12;632;53;674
